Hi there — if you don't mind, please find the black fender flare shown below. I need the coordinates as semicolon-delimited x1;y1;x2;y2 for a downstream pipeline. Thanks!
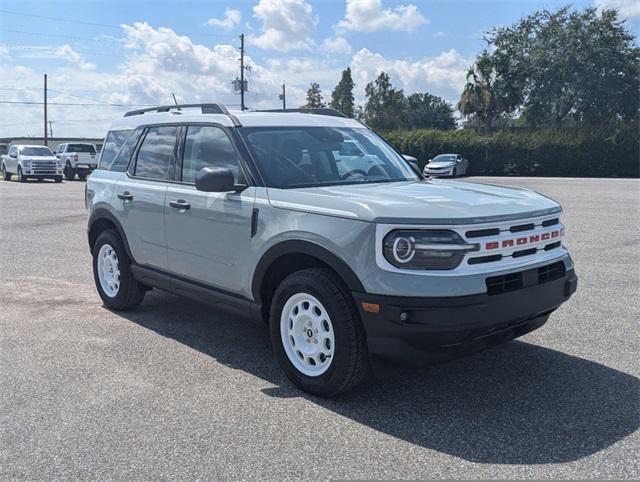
87;207;136;262
251;240;365;303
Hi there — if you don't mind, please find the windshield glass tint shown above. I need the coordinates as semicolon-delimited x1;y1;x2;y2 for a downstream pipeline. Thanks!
21;147;53;156
240;127;418;188
67;144;96;154
433;155;456;162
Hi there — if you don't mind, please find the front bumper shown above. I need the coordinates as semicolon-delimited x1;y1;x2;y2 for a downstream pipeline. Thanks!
353;265;577;365
424;166;454;177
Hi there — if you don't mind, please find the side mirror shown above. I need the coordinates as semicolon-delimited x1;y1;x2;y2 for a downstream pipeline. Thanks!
195;167;247;193
9;153;17;158
402;154;421;176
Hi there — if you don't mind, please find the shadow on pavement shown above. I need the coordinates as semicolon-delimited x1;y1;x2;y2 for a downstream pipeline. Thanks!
116;290;639;465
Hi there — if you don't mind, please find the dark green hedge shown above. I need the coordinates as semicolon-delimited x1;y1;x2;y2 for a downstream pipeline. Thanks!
384;124;639;177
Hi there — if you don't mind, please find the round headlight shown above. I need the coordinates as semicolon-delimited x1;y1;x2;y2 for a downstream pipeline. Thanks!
392;236;416;263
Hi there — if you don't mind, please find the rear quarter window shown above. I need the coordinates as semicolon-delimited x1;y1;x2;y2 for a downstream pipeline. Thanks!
99;130;133;169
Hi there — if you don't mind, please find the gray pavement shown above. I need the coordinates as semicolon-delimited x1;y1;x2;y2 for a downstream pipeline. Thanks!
1;176;638;479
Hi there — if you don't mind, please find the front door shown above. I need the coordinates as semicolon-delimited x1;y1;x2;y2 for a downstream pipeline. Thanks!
165;125;255;296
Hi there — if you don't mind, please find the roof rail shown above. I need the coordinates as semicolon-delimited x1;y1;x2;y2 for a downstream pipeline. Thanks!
123;103;230;118
257;108;348;118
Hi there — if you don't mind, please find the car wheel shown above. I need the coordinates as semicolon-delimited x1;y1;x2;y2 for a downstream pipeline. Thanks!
65;163;75;181
2;165;10;181
269;268;369;397
54;176;62;183
92;229;145;310
77;172;87;181
452;167;458;177
17;166;26;182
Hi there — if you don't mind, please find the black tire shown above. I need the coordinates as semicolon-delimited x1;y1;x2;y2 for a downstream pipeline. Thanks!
269;268;369;397
77;171;87;181
92;229;145;310
452;167;458;177
2;165;10;181
65;163;75;181
54;176;62;183
17;166;26;182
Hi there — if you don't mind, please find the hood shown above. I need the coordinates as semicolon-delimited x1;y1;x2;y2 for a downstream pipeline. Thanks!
267;179;561;224
427;161;455;169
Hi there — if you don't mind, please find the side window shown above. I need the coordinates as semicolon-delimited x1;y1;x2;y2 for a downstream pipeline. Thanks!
181;125;241;184
134;126;178;180
99;130;132;169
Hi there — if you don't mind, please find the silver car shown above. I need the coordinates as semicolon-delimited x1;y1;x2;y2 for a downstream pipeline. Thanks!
423;153;469;177
86;104;577;396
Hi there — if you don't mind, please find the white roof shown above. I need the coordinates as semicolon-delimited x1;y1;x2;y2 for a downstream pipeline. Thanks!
15;144;53;149
107;106;362;132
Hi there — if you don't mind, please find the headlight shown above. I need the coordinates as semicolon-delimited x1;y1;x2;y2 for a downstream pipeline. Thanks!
383;230;479;270
23;160;31;167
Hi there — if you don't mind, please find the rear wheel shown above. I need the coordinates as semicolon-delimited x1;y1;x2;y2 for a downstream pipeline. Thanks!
17;166;26;182
269;268;369;397
92;229;145;310
77;171;87;181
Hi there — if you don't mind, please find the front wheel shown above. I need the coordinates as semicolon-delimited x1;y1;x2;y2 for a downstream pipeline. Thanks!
54;176;62;183
17;166;26;182
2;165;10;181
92;229;145;310
452;167;458;177
65;163;75;181
269;268;369;397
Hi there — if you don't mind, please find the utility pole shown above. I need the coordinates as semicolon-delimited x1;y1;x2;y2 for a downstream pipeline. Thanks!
239;33;245;111
279;82;286;110
48;120;54;138
43;74;48;147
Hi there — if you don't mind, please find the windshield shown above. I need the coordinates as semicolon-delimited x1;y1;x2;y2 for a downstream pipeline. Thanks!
240;127;418;188
432;154;457;162
67;144;96;153
20;147;53;156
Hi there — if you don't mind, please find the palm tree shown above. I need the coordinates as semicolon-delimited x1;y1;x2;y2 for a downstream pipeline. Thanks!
458;53;498;132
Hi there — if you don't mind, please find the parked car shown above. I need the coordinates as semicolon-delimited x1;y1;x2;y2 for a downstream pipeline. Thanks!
86;104;577;396
2;144;62;182
55;142;98;181
423;153;469;177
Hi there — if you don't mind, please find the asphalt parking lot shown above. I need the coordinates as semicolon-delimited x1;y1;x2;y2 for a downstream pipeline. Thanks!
1;176;638;479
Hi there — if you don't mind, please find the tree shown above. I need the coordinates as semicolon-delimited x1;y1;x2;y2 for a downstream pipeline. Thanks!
462;6;640;128
302;82;325;108
363;72;406;130
406;93;456;130
329;67;355;117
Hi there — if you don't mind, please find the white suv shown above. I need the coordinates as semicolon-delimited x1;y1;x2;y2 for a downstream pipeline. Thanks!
2;144;63;182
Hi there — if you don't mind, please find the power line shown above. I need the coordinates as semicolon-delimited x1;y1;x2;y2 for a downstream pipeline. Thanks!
0;100;156;107
0;28;123;44
0;8;123;29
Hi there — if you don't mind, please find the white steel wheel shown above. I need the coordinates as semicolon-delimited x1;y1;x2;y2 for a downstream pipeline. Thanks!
97;243;120;298
280;292;335;377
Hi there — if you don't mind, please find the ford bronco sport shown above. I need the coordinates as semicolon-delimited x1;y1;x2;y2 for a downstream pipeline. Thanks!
86;104;577;396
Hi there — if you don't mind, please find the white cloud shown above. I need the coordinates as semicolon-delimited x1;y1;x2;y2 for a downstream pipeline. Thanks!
337;0;428;33
7;44;95;70
248;0;317;52
207;8;242;30
594;0;640;18
350;48;469;103
321;36;352;54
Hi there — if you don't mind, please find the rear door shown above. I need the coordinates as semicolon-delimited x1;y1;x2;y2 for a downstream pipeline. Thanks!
165;124;256;295
116;125;179;270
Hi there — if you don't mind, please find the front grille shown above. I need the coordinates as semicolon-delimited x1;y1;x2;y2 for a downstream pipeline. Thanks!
486;272;523;295
468;254;502;265
538;261;565;284
510;223;535;233
31;161;57;174
466;228;500;238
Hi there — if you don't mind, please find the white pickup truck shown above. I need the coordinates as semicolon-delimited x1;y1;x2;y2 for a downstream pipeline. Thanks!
2;144;63;182
54;142;98;181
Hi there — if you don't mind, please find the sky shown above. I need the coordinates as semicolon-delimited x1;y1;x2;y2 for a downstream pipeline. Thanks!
0;0;638;138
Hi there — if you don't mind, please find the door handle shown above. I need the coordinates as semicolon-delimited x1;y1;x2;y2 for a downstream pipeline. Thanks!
169;199;191;210
117;191;133;201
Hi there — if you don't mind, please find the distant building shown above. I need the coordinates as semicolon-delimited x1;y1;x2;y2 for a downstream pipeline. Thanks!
0;137;103;156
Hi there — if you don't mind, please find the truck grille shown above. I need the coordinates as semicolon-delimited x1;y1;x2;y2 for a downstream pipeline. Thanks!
31;161;57;174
